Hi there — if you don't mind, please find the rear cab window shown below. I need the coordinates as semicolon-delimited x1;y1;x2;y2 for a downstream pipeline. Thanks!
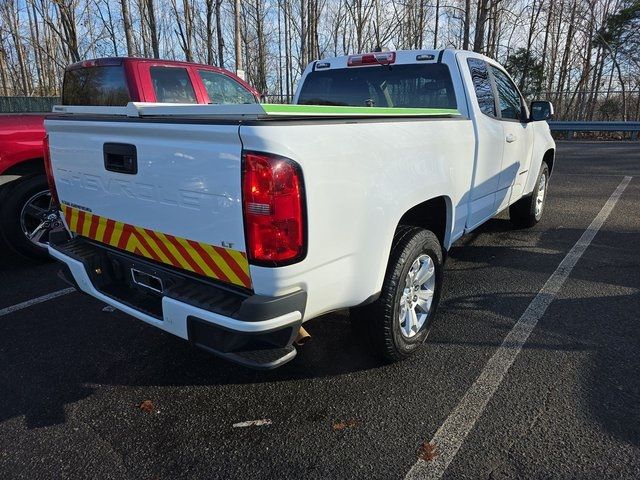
150;67;197;103
62;65;130;106
198;70;256;104
297;63;457;109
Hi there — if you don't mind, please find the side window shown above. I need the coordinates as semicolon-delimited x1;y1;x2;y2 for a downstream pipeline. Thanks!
490;66;522;120
198;70;256;104
62;66;130;106
467;58;496;117
150;67;197;103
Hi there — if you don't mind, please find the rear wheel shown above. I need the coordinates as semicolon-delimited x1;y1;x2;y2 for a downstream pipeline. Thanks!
0;174;54;260
351;227;443;362
509;161;549;228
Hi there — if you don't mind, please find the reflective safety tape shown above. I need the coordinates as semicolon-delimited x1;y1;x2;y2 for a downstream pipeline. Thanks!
61;204;252;289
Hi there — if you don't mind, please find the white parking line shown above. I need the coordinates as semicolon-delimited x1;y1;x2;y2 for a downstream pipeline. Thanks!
405;175;632;480
0;287;76;318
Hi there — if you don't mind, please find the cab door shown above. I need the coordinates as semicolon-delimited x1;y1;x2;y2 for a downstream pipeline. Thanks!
488;65;534;210
462;56;504;230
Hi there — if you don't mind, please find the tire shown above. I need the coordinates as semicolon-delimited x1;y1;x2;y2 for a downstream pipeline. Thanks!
0;174;53;260
509;161;550;228
351;226;444;362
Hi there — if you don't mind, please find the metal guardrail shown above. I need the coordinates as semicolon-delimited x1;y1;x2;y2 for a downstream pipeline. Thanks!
548;121;640;139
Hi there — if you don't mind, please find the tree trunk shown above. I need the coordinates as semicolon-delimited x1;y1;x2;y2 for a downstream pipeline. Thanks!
215;0;224;67
206;0;214;64
300;0;307;68
235;0;242;73
182;0;193;61
255;0;267;93
520;0;543;92
463;0;471;50
27;1;44;95
541;0;553;79
433;0;440;48
473;0;489;53
4;0;31;94
146;0;160;58
120;0;136;56
0;39;10;96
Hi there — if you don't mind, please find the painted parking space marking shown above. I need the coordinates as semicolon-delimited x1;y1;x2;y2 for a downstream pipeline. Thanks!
404;176;632;480
0;287;75;318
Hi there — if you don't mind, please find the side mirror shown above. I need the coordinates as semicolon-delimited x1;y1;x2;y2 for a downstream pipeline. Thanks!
530;101;554;121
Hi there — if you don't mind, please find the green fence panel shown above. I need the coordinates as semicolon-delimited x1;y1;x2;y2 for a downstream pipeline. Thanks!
0;96;59;113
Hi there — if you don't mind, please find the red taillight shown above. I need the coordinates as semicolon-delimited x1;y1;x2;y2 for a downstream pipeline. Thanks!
42;135;59;205
347;51;396;67
242;151;306;265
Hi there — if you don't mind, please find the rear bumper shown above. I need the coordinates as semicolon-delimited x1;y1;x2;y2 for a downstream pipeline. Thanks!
49;236;306;369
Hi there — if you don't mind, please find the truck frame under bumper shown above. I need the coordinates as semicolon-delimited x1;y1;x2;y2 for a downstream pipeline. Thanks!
49;235;306;369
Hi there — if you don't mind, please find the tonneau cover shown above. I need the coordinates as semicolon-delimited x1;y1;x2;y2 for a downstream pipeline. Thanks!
52;102;460;119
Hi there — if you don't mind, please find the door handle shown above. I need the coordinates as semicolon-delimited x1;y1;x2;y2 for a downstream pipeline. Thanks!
104;143;137;174
505;133;516;143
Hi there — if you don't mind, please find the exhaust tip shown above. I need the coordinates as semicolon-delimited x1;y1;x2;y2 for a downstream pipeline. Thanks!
294;326;311;346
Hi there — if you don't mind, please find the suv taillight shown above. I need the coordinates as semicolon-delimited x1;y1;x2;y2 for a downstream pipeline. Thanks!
242;151;306;265
43;134;59;205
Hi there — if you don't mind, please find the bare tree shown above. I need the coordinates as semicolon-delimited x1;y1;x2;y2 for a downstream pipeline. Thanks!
120;0;136;56
0;0;637;121
463;0;471;50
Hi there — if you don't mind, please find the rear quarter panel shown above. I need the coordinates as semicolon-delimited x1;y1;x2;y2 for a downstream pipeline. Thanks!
241;118;475;320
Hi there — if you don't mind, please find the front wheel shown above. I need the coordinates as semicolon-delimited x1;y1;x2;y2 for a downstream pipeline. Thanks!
351;227;444;362
509;161;550;228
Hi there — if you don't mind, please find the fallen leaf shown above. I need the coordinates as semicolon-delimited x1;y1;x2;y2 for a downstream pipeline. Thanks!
332;419;357;431
139;400;154;413
417;441;438;461
232;419;272;428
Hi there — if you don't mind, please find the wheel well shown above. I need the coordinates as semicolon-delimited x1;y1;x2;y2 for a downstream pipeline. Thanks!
397;196;449;247
2;158;45;177
543;149;555;174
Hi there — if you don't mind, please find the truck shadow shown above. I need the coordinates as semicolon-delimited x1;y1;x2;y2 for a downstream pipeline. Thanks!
0;219;637;453
0;302;379;429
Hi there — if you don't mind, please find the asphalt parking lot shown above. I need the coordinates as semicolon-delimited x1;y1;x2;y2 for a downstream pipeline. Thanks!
1;141;638;480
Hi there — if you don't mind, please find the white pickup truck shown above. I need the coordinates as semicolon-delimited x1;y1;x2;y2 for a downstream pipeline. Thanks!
45;49;555;369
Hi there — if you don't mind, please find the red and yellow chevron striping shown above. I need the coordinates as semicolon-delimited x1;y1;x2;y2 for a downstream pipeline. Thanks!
61;204;252;289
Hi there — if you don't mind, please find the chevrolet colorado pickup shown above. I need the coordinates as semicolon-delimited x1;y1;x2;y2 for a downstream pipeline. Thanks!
44;49;555;369
0;57;259;259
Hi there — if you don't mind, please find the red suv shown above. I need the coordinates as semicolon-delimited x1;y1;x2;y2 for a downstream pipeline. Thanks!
0;58;260;259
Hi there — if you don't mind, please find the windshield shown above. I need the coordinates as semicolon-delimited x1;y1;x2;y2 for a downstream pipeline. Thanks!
62;65;130;106
297;63;457;109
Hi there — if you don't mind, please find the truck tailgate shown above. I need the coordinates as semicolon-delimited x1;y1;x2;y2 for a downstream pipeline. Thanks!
46;118;251;289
